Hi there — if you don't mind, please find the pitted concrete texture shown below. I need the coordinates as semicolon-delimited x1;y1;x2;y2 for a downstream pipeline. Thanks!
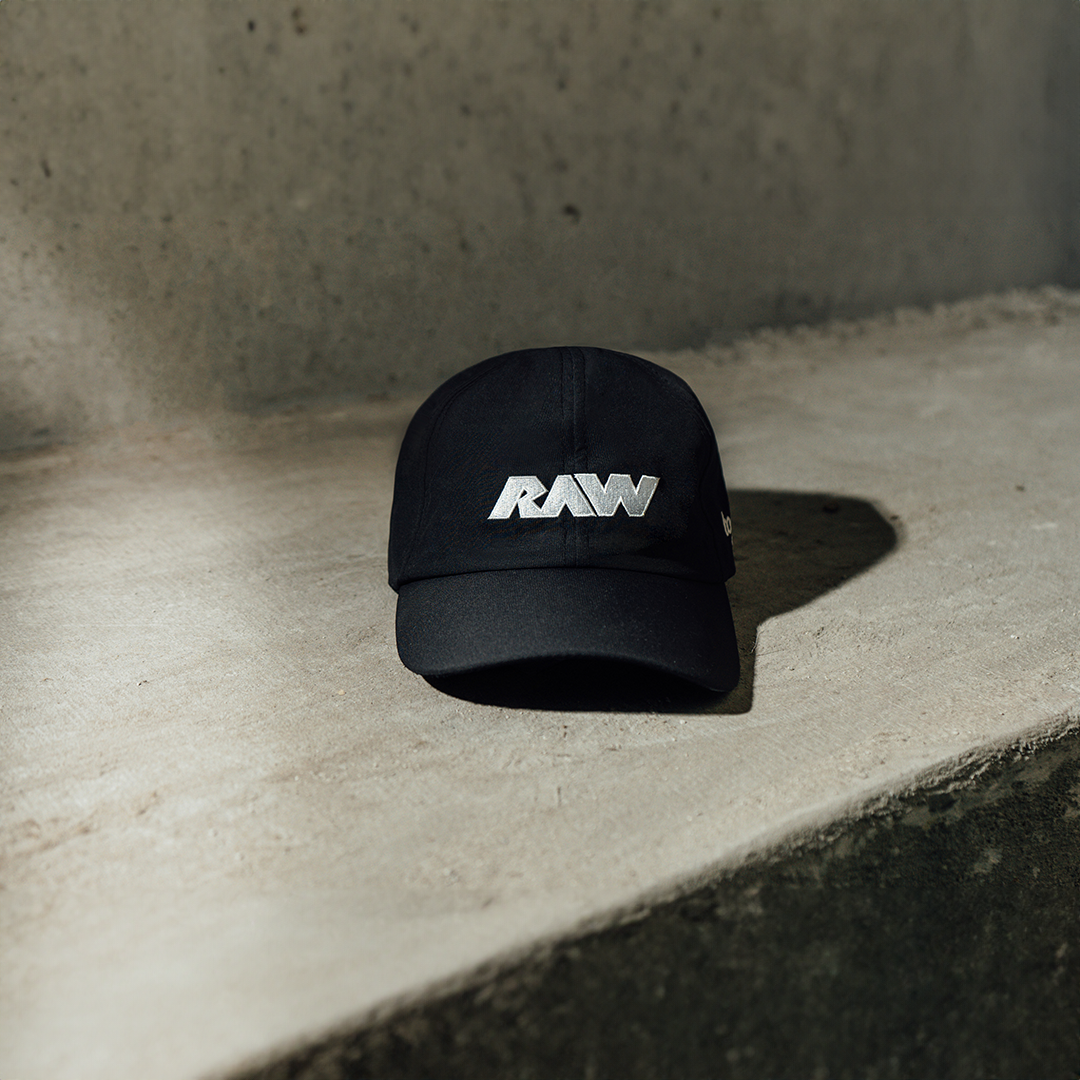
2;288;1080;1080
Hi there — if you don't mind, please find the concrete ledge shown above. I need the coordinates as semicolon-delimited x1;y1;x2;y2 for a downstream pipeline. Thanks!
231;729;1080;1080
2;289;1079;1080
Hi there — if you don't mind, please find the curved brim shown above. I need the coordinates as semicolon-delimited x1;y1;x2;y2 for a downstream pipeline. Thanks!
395;566;739;692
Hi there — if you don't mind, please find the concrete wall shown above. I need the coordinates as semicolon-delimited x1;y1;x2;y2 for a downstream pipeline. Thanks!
1;0;1078;450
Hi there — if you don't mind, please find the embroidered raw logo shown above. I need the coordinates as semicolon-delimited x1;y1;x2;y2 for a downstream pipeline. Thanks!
488;474;660;519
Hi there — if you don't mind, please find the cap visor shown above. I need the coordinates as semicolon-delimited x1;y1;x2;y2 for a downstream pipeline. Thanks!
395;566;739;692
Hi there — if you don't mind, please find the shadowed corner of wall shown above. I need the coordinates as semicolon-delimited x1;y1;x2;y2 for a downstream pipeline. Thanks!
427;491;899;714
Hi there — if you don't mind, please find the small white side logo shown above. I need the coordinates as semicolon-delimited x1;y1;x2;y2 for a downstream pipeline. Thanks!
488;473;660;519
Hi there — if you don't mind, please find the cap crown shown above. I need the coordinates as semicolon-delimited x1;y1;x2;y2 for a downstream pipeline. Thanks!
388;346;735;589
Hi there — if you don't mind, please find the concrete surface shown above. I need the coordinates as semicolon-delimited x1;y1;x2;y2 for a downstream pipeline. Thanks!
237;733;1080;1080
2;287;1079;1080
3;0;1079;450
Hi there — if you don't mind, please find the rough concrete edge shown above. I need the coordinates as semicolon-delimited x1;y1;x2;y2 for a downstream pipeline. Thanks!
686;283;1080;363
213;705;1080;1080
4;286;1079;460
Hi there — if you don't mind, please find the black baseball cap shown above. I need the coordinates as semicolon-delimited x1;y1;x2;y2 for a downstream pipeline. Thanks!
387;346;739;691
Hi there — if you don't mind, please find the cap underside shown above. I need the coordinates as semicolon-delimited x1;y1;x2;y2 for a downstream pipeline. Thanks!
395;566;739;692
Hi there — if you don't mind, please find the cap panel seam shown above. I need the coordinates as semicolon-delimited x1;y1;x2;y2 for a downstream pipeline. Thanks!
619;352;718;446
696;448;730;582
618;352;729;577
397;362;506;583
571;345;589;566
565;347;572;567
